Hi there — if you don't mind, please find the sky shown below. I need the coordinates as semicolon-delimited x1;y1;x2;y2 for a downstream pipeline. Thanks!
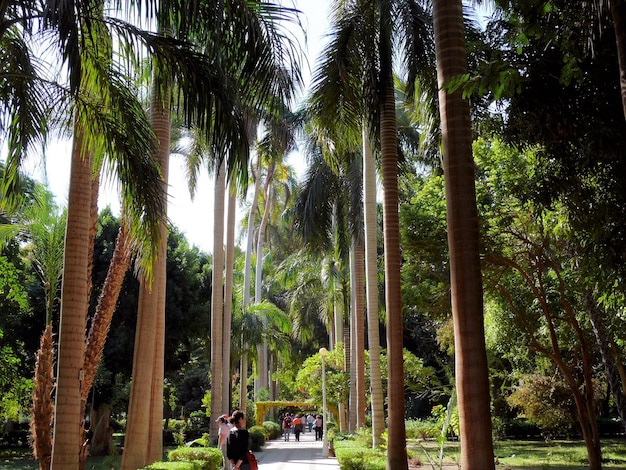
19;0;332;254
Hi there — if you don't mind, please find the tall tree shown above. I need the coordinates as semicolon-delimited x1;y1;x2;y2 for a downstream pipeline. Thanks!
432;0;494;467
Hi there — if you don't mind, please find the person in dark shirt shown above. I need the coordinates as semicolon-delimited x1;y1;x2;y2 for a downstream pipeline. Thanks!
226;410;250;470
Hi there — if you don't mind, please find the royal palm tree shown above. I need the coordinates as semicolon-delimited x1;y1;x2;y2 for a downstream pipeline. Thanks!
308;0;433;456
432;0;494;467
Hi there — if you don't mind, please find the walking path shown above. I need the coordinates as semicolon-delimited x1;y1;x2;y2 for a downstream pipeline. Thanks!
255;429;340;470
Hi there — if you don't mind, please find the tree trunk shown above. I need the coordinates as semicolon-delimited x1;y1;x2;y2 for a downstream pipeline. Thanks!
50;128;92;469
352;241;366;429
363;125;384;446
121;71;170;470
32;323;54;470
379;18;408;466
255;163;275;396
210;163;226;444
89;405;113;456
432;1;494;468
223;185;237;412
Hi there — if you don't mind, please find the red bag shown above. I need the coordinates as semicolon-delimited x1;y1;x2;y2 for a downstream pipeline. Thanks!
247;450;258;470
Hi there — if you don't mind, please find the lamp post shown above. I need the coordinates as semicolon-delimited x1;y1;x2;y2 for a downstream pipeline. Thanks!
319;347;328;457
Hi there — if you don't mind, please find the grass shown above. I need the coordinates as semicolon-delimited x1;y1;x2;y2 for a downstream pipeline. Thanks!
409;438;626;469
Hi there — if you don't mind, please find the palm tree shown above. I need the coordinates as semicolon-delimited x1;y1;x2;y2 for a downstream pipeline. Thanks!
308;0;433;456
0;185;66;326
432;0;494;467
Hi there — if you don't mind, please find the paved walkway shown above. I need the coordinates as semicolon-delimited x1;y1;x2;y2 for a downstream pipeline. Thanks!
255;429;340;470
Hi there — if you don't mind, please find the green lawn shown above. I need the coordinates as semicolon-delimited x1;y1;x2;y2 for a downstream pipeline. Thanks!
409;439;626;469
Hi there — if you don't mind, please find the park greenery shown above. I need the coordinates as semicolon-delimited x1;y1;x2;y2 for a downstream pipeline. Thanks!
2;0;626;469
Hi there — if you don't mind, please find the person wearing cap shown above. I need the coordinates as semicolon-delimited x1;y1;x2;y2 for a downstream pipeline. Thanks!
217;413;232;469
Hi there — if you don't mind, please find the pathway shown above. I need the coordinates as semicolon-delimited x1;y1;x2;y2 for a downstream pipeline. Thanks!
255;428;340;470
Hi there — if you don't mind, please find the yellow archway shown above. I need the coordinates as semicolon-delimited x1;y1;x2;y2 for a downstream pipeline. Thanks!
253;401;339;426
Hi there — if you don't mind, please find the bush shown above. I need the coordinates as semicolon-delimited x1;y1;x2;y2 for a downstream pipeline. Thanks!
248;426;266;451
405;419;440;440
334;439;386;470
142;462;202;470
262;420;282;440
167;446;222;470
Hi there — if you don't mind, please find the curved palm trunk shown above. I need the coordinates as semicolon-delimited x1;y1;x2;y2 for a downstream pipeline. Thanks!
363;125;384;445
210;163;226;444
432;1;494;468
81;222;131;460
50;128;92;469
223;185;237;411
121;75;170;470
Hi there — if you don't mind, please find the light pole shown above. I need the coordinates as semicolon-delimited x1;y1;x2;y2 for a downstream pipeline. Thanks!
319;347;328;457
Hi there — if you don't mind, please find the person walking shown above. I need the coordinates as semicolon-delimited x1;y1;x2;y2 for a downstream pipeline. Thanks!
227;410;250;470
306;413;314;433
282;414;293;441
293;414;304;442
314;415;323;441
217;414;232;469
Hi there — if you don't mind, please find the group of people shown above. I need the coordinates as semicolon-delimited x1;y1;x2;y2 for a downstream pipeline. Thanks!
217;410;249;470
215;410;326;470
281;413;324;442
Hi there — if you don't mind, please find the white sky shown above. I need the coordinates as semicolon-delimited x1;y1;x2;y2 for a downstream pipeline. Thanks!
18;0;332;254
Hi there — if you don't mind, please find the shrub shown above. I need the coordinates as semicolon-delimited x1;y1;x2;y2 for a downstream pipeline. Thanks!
334;439;386;470
142;462;202;470
167;446;221;470
248;426;266;451
405;419;440;440
262;420;282;440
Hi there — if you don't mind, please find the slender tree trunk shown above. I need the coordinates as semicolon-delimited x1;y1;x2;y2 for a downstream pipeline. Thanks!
255;163;275;396
121;71;170;470
50;128;92;470
240;354;248;413
243;156;262;308
352;241;366;429
363;125;384;446
223;185;237;412
433;1;494;468
210;163;226;443
379;12;408;465
348;251;356;432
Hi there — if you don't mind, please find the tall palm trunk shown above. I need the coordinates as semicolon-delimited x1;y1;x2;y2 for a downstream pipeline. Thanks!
210;163;226;443
255;162;275;395
363;125;384;445
243;156;262;308
121;74;170;470
50;127;92;469
352;239;366;429
432;1;494;468
223;185;237;411
379;7;408;464
348;252;357;432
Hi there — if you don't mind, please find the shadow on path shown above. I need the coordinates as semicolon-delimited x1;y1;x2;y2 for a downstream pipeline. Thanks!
255;428;340;470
